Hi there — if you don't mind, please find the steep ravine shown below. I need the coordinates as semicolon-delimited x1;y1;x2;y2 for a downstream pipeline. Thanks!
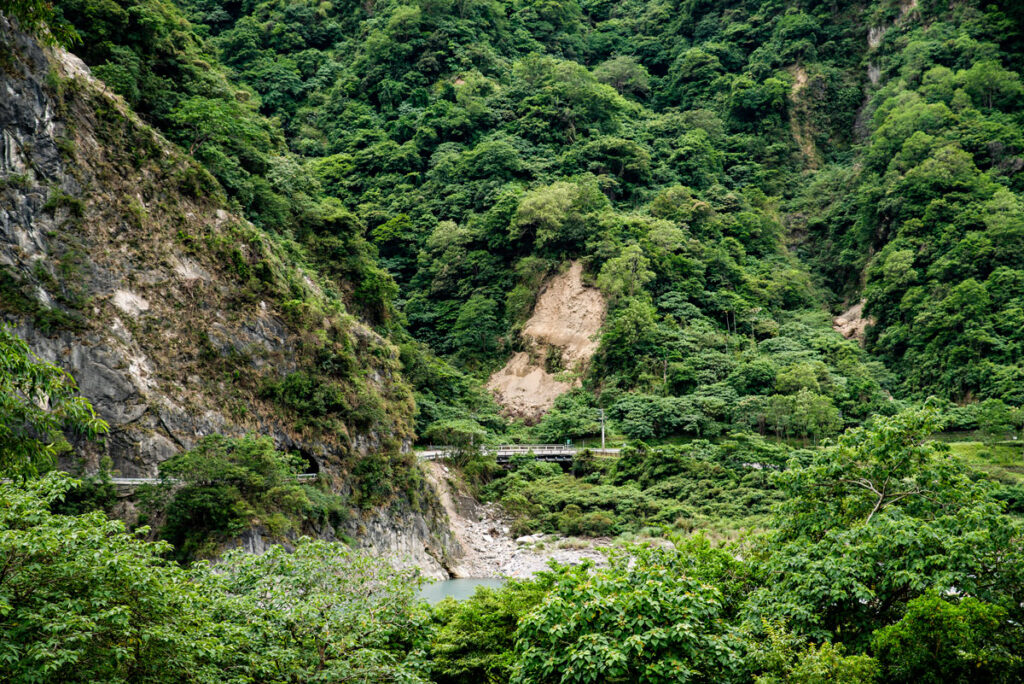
421;461;608;578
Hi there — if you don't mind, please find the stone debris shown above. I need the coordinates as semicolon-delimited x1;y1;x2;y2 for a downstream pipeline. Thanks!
422;461;608;579
832;299;875;344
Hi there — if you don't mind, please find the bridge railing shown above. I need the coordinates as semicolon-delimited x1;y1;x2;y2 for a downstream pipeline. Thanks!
420;444;619;455
421;444;575;455
486;444;573;454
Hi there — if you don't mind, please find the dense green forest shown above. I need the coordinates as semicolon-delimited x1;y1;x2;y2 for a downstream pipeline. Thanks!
2;328;1023;681
3;0;1024;681
34;0;1024;445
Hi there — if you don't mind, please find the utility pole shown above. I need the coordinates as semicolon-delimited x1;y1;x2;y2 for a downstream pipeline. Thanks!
599;408;606;451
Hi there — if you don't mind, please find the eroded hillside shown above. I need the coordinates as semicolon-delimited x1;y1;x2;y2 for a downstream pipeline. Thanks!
488;262;605;422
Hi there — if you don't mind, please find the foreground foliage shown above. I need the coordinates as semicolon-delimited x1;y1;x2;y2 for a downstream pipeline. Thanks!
749;407;1024;647
427;575;553;684
0;473;201;682
0;473;429;682
190;543;428;683
512;547;743;683
437;408;1024;683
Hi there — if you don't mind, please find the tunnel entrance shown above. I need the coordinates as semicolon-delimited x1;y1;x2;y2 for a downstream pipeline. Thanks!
296;450;320;475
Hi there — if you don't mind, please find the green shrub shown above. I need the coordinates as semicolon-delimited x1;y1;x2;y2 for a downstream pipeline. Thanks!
151;434;342;563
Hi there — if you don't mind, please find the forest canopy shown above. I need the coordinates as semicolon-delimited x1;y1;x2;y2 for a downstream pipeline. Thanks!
20;0;1019;447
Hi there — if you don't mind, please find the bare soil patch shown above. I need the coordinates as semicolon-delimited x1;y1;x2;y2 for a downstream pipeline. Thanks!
488;262;605;422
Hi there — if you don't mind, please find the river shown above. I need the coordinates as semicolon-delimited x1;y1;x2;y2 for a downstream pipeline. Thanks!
418;578;506;604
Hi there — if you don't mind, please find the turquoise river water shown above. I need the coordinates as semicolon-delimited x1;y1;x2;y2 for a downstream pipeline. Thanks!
418;578;506;604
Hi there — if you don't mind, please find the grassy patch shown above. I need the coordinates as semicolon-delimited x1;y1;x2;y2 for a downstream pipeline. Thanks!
948;441;1024;486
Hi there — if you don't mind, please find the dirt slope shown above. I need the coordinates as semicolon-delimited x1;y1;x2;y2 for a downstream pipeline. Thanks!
487;262;605;422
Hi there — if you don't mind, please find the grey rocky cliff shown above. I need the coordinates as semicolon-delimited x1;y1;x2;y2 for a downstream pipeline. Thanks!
216;502;460;579
1;23;260;476
0;22;464;577
339;500;460;579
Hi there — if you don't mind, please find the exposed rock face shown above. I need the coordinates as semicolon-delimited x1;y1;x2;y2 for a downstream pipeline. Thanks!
0;23;383;473
488;351;573;424
340;502;459;579
868;26;887;49
0;23;458;571
488;262;605;423
833;300;875;345
221;511;459;580
1;25;301;473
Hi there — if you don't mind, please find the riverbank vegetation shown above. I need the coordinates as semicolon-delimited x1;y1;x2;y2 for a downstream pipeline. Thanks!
484;435;787;538
5;397;1024;682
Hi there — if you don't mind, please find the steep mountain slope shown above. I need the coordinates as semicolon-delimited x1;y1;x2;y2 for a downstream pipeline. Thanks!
148;0;900;442
1;23;405;475
0;18;464;574
794;1;1024;402
9;0;1022;449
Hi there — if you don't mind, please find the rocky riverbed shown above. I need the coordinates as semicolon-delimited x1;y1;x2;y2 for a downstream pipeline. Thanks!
421;461;609;579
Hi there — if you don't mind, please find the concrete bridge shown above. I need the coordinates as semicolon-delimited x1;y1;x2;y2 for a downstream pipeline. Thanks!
419;444;620;465
103;446;618;486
